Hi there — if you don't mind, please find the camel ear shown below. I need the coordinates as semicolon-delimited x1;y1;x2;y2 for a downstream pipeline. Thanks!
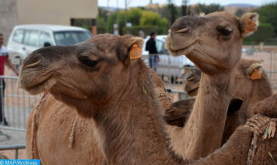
239;13;259;37
247;63;263;80
184;70;201;96
119;35;144;62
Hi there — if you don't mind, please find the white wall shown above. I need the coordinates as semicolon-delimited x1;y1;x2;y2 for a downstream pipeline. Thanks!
0;0;18;45
17;0;98;25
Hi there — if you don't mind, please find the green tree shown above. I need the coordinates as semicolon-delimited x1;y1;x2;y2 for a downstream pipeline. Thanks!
139;11;168;34
167;0;178;25
253;2;277;37
106;8;168;35
193;3;224;15
106;13;117;33
235;9;244;17
97;7;111;33
244;23;275;44
126;8;143;26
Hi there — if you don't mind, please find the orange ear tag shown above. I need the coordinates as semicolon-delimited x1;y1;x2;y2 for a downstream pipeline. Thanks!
244;19;257;34
251;69;262;80
129;44;142;60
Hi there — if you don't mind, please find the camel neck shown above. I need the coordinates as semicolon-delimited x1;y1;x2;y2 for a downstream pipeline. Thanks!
92;63;183;165
181;70;235;160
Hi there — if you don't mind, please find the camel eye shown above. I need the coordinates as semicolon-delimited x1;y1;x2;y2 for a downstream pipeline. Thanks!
79;56;98;68
217;27;233;36
82;60;98;67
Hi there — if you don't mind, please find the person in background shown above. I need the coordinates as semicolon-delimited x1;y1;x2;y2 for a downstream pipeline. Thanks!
146;32;159;71
0;33;19;125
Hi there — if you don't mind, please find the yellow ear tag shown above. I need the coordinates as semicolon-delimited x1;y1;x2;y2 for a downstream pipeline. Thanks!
244;19;257;34
251;69;262;80
130;44;142;60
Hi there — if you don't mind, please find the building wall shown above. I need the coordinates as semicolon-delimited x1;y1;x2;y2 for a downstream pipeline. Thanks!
17;0;98;25
0;0;18;45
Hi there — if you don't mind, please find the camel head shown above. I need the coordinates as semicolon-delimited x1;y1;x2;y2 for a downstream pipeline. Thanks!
18;34;144;118
165;12;259;74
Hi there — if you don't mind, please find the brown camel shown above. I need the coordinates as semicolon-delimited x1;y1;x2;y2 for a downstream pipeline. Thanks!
19;30;277;165
184;58;273;121
24;69;169;165
25;94;104;164
165;59;273;149
165;11;261;159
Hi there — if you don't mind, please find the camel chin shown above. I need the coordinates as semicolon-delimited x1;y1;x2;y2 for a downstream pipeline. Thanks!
167;45;194;57
22;78;56;95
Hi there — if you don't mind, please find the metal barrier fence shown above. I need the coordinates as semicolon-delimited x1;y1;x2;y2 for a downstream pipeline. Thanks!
0;51;276;131
241;51;277;91
0;76;41;131
0;144;25;159
142;54;197;101
145;51;277;100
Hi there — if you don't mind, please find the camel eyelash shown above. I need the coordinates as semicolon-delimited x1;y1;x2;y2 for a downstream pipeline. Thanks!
79;56;99;68
217;27;233;36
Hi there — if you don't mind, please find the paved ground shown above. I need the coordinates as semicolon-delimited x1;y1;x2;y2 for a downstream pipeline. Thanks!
0;129;26;159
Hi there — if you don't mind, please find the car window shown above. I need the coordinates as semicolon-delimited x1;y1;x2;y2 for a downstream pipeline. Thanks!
12;29;24;43
39;32;52;47
23;30;39;47
155;39;164;53
54;31;91;46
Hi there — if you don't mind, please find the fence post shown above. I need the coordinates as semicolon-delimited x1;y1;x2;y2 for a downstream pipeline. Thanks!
15;149;19;159
270;52;273;83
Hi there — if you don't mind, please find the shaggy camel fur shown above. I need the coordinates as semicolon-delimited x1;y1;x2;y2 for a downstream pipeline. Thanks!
184;59;273;121
19;33;277;164
25;69;169;165
165;59;273;150
165;98;244;146
25;94;104;164
165;11;261;159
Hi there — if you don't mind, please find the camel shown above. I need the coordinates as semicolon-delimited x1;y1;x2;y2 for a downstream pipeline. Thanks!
24;69;169;165
25;94;104;164
19;27;277;165
164;11;262;159
165;59;273;149
184;59;273;121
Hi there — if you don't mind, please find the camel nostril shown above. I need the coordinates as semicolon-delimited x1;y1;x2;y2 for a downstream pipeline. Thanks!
175;27;189;33
23;59;42;68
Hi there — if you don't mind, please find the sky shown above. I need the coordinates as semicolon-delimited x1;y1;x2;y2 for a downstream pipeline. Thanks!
99;0;276;8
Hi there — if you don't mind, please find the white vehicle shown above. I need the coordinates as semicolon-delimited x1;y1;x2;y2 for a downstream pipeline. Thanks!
7;24;92;66
142;35;195;80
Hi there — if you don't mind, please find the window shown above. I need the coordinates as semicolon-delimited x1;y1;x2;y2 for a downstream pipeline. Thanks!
155;40;163;53
54;31;91;46
23;30;39;47
39;32;52;47
12;29;24;43
23;30;30;45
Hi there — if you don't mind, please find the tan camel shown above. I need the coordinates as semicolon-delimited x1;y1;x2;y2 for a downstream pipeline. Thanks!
165;98;243;141
165;11;262;159
24;69;169;165
25;94;104;164
19;33;277;165
165;59;273;150
184;58;273;121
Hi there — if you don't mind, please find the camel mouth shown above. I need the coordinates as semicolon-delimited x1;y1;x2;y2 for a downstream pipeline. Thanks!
165;35;195;57
19;77;56;95
186;87;199;97
168;45;194;57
